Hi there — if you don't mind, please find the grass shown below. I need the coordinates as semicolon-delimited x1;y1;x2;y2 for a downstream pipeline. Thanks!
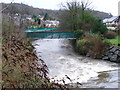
104;35;120;44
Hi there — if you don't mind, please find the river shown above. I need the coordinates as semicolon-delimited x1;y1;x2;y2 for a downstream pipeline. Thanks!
32;39;119;88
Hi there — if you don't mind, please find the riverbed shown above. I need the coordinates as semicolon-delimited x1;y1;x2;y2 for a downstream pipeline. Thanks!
32;39;119;88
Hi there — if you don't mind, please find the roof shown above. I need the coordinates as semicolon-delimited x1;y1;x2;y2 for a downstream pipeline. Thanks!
103;16;119;23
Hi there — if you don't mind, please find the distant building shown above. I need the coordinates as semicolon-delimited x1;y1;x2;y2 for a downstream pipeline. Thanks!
44;20;59;28
103;16;120;30
26;17;34;22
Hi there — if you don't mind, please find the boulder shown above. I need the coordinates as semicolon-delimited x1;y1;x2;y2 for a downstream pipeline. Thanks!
110;55;118;62
102;45;120;63
109;48;117;52
102;56;109;60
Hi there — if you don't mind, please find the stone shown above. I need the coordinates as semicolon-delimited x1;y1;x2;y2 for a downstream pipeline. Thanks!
110;55;118;62
109;48;117;52
105;51;110;56
109;45;114;49
86;53;90;57
108;53;114;58
102;56;109;60
118;52;120;56
114;50;119;54
118;48;120;51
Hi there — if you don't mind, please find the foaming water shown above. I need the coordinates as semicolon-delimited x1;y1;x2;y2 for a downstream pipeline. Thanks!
32;39;118;87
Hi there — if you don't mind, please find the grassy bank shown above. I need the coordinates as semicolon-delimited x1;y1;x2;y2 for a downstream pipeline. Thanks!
75;34;110;59
104;35;120;45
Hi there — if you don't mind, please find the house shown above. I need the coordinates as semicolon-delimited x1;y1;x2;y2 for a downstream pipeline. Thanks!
103;16;120;30
44;20;59;28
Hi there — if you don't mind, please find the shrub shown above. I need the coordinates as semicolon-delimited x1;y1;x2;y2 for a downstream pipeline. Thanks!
2;15;67;88
91;19;108;34
104;31;117;39
2;35;49;88
76;34;109;58
74;29;84;38
76;39;89;55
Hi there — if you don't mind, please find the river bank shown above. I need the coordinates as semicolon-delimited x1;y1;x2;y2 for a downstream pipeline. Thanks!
70;39;120;63
32;39;119;88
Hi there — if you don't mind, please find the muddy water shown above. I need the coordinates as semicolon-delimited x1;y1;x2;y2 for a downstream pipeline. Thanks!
32;39;119;88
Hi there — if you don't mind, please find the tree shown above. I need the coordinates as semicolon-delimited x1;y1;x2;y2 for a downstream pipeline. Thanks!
91;19;108;34
59;0;107;35
37;18;41;25
43;13;50;21
58;0;94;32
32;15;37;22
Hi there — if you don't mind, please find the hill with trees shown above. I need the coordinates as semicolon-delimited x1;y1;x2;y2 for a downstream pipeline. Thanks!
1;3;112;20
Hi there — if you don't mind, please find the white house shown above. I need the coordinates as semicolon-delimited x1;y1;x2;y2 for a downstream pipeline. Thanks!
103;16;120;30
45;20;59;27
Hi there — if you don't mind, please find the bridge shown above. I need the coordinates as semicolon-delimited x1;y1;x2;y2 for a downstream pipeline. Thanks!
25;28;79;39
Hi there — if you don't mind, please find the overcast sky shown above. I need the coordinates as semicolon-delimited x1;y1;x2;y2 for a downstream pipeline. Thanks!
0;0;120;16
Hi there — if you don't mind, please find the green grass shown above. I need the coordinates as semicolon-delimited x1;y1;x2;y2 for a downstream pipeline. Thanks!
104;35;120;44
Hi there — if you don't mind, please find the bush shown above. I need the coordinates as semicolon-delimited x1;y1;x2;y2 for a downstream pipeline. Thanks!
104;31;117;39
91;19;108;34
2;17;51;88
76;39;89;55
2;35;49;88
74;29;84;38
76;34;109;58
2;15;67;88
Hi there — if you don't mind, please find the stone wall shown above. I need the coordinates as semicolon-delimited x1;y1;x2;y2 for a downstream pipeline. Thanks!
102;45;120;63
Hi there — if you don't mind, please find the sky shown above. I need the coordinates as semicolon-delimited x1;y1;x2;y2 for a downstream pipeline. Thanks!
0;0;120;16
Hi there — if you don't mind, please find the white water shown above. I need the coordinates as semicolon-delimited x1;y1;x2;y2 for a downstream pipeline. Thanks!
32;39;118;88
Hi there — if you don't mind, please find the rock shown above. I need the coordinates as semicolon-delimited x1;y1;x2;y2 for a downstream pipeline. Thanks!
117;57;120;63
109;48;117;52
102;56;109;60
114;50;119;55
118;52;120;56
102;45;120;63
109;45;114;49
86;53;90;57
118;48;120;51
110;55;118;62
104;51;110;56
108;53;114;58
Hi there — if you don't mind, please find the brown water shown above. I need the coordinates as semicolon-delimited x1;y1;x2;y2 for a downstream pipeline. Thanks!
32;39;119;88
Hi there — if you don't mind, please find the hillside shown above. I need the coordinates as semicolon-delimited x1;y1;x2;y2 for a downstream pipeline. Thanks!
1;3;112;19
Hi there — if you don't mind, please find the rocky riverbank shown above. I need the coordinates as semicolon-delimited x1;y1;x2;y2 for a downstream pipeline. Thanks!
71;39;120;63
102;45;120;63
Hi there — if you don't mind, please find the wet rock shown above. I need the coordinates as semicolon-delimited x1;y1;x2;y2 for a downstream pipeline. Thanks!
102;56;109;60
109;48;117;52
114;50;119;54
110;55;118;62
86;53;90;57
118;52;120;56
109;45;114;49
118;48;120;51
102;45;120;63
108;53;114;58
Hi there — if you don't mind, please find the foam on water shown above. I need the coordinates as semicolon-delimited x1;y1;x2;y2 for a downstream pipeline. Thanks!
32;39;118;84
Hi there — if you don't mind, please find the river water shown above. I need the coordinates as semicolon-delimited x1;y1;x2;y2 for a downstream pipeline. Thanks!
32;39;119;88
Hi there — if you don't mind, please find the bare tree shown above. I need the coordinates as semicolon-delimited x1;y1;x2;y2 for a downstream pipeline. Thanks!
58;0;93;32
